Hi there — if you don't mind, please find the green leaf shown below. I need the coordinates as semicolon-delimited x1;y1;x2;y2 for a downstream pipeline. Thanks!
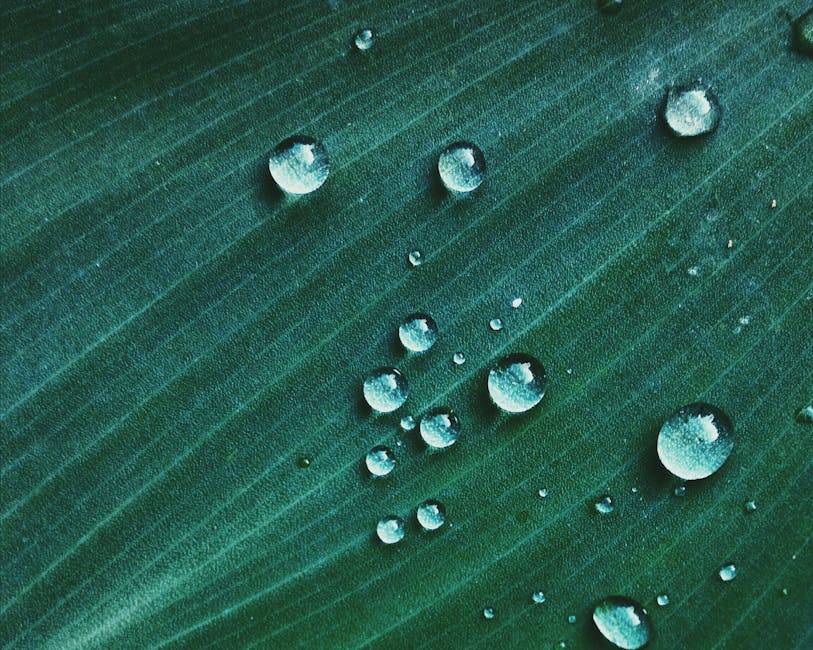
2;1;812;648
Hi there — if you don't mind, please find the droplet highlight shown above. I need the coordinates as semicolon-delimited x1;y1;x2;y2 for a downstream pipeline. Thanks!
363;367;409;413
268;135;329;194
399;312;438;353
366;445;396;477
416;499;446;531
662;83;721;137
487;353;547;413
657;402;734;480
592;596;652;650
419;407;461;449
438;141;486;193
376;515;405;544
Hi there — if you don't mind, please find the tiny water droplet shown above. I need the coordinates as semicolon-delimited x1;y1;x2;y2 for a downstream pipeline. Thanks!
744;500;757;513
532;590;547;604
366;445;396;477
568;614;577;624
511;297;523;308
687;266;700;277
363;367;409;413
718;563;737;582
376;515;405;544
792;9;813;56
795;404;813;424
662;83;721;137
416;499;446;531
438;141;486;193
597;0;623;15
657;402;734;480
296;455;311;468
656;593;670;607
353;28;374;51
408;249;424;267
399;312;438;353
769;198;777;209
631;486;639;493
595;495;615;515
489;317;504;331
673;484;687;497
483;607;495;620
268;135;329;194
592;596;652;650
538;487;549;498
453;351;466;365
781;587;789;596
420;407;461;449
487;353;547;413
400;415;416;431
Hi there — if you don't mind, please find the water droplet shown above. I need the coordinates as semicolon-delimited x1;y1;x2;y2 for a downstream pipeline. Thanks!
656;593;670;607
687;266;700;277
366;445;396;477
744;500;757;513
363;367;409;413
538;487;549;498
488;317;504;331
437;141;486;193
718;563;737;582
673;484;687;497
795;404;813;424
483;607;495;620
400;415;416;431
408;249;424;267
781;587;789;596
487;353;547;413
511;297;523;309
532;590;547;604
453;351;466;365
792;9;813;56
398;312;438;353
268;135;329;194
419;407;461;449
353;28;374;51
592;596;652;650
631;486;639;493
568;614;577;624
296;455;311;468
597;0;623;15
662;83;721;137
657;402;734;480
416;499;446;531
376;515;405;544
595;495;615;515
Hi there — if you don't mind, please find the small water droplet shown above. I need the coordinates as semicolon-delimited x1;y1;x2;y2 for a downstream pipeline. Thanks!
408;249;424;267
631;486;639;493
662;83;721;138
487;353;547;413
296;455;311;468
419;407;461;449
483;607;495;620
656;593;670;607
400;415;416;431
532;590;547;604
792;9;813;56
489;317;504;331
376;515;405;544
592;596;652;650
657;402;734;480
597;0;623;15
718;563;737;582
781;587;789;596
795;404;813;424
769;198;777;209
366;445;396;477
452;351;466;365
363;367;409;413
511;297;523;308
726;239;734;249
595;495;615;515
568;614;577;624
673;484;687;497
353;28;374;51
438;141;486;193
268;135;329;194
744;500;757;513
687;266;700;277
416;499;446;531
398;312;438;353
538;487;549;498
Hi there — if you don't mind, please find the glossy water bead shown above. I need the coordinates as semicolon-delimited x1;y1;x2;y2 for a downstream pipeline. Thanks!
398;312;438;352
365;445;396;477
437;141;486;193
416;500;446;531
419;408;461;449
657;403;734;480
487;353;547;413
363;367;409;413
662;84;721;137
592;596;652;649
353;28;374;51
268;135;329;194
376;515;405;544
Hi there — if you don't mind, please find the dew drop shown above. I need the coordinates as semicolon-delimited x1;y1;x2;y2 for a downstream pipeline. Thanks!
453;351;466;365
268;135;329;194
353;28;374;51
744;500;757;513
400;415;416;431
416;499;446;531
511;297;523;308
438;141;486;193
376;515;405;544
365;445;396;477
718;563;737;582
532;590;547;604
296;455;311;468
662;83;721;137
657;402;734;480
398;312;438;353
592;596;652;650
487;353;547;413
595;495;615;515
597;0;623;15
419;407;461;449
408;249;424;267
568;614;577;624
363;367;409;413
687;266;700;277
538;487;549;498
483;607;495;620
489;317;504;331
673;484;687;497
795;404;813;424
656;593;670;607
792;9;813;57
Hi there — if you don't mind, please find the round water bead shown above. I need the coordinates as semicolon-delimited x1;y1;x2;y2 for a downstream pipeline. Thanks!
366;445;396;477
488;317;504;331
662;84;721;137
437;141;486;193
363;367;409;413
657;402;734;480
453;351;466;365
420;408;461;449
483;607;495;620
408;249;424;267
656;593;670;607
376;515;405;544
416;499;446;531
354;28;374;51
268;135;329;194
487;353;547;413
592;596;652;650
398;312;438;353
719;563;737;582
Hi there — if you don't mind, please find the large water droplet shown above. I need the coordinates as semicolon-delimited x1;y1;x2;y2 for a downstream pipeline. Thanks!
595;494;615;515
532;590;547;604
353;28;375;51
363;367;409;413
597;0;623;15
416;499;446;531
268;135;329;194
657;402;734;480
719;563;737;582
399;312;438;353
366;445;396;477
483;607;495;620
419;408;461;449
793;9;813;56
662;84;721;137
376;515;405;544
438;141;486;193
487;353;547;413
592;596;652;650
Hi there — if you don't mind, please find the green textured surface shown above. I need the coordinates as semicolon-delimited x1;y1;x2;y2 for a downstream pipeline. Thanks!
1;1;812;648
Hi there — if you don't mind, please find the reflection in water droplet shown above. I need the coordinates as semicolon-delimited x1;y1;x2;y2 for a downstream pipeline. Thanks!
796;405;813;424
595;495;615;515
420;408;461;449
363;367;409;413
354;28;374;51
268;135;329;194
487;353;547;413
366;445;396;477
656;593;670;607
483;607;495;620
376;515;405;544
400;415;416;431
532;590;547;604
592;596;652;650
597;0;623;15
489;317;504;331
719;563;737;582
417;499;446;531
453;351;466;365
438;141;486;193
662;83;721;137
399;312;438;353
657;402;734;480
744;500;757;513
792;9;813;56
408;250;424;267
